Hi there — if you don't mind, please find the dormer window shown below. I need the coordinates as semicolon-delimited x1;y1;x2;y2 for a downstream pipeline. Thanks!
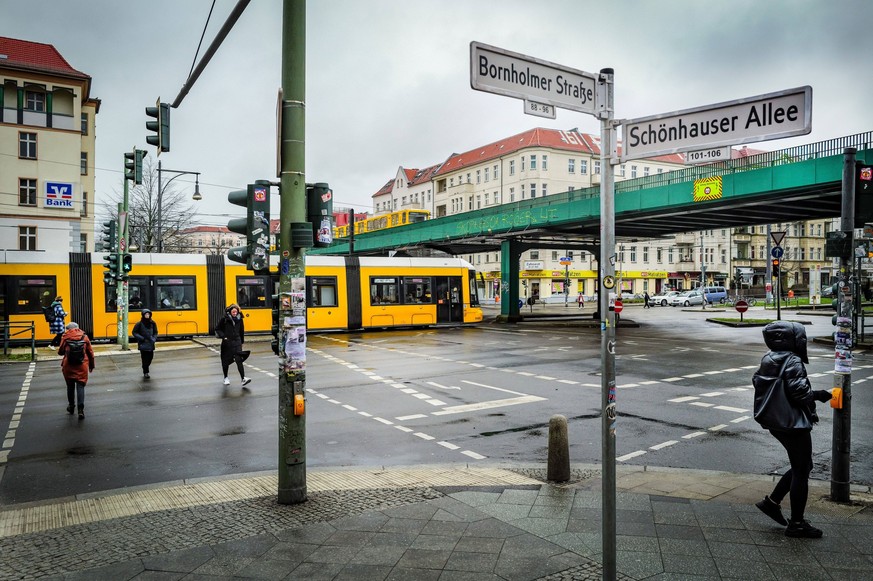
25;90;45;112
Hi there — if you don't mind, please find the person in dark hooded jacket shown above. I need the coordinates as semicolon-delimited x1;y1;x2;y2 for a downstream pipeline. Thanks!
215;304;250;387
132;309;158;379
752;321;832;538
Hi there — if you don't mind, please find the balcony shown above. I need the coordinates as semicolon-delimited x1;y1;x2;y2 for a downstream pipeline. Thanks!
673;233;697;245
448;182;474;195
733;233;752;243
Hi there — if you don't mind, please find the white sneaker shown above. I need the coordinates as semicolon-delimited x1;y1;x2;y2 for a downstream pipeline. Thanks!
223;377;230;386
241;377;251;387
48;345;57;350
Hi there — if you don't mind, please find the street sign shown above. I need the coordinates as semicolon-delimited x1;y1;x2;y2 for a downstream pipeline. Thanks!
771;246;784;258
470;41;598;116
524;99;556;119
770;231;787;247
559;256;572;265
621;86;812;162
613;299;623;314
735;300;749;313
685;146;731;165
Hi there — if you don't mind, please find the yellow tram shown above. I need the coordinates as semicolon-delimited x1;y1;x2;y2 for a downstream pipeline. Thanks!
333;208;430;239
0;251;482;342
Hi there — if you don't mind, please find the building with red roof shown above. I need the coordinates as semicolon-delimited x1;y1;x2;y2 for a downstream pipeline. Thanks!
0;36;100;253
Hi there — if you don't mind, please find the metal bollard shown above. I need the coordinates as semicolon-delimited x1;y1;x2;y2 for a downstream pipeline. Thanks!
547;414;570;482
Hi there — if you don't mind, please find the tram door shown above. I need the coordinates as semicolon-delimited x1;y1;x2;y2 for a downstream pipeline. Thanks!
435;276;463;323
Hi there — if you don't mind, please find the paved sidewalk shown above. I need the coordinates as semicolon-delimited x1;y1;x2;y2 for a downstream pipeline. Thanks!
1;464;871;580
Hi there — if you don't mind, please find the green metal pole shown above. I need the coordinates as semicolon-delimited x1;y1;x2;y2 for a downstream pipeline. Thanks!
120;151;131;350
277;0;307;505
116;201;124;346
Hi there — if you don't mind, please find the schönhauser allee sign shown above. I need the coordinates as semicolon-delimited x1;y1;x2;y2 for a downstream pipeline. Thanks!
621;86;811;162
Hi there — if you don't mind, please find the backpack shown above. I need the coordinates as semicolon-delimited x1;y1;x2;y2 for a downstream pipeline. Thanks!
43;305;55;323
65;339;86;366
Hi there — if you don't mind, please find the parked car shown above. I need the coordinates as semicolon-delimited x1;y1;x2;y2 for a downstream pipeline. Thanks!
649;290;680;306
702;285;728;304
669;290;704;307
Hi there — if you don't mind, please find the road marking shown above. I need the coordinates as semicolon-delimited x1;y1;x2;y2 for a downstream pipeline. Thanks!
700;392;724;397
689;402;715;408
461;380;527;396
438;441;460;450
395;426;413;433
703;370;724;375
682;432;706;439
327;399;340;404
461;450;486;460
714;405;747;413
426;399;446;406
557;379;579;385
414;432;435;440
619;383;639;388
316;393;329;399
342;404;358;411
391;383;406;389
683;373;705;378
401;388;418;394
412;393;430;400
432;395;546;416
374;417;393;425
617;450;647;462
662;377;684;382
397;414;427;421
709;424;728;431
650;440;678;450
722;368;743;372
535;375;556;380
730;416;751;423
427;381;460;390
517;372;536;377
639;380;660;385
582;383;600;388
358;411;372;417
669;396;699;403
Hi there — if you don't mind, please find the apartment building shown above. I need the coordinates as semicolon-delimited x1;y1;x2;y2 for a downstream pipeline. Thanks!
0;36;99;252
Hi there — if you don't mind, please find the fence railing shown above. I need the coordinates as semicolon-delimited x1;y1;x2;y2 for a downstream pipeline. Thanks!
1;321;36;361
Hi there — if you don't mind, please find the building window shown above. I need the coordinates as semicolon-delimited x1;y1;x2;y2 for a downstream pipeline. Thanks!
630;246;637;262
643;247;649;262
484;167;489;182
509;160;515;176
521;156;526;171
658;168;663;174
568;159;575;173
668;248;674;262
19;132;37;159
644;166;650;176
19;178;37;206
594;160;601;174
81;190;88;217
510;187;515;202
484;192;490;205
81;112;88;135
530;250;539;260
19;226;37;251
80;152;88;175
542;155;548;170
476;194;481;209
542;183;547;196
631;165;638;178
520;184;525;199
476;169;481;184
530;155;537;170
493;164;499;179
530;183;536;198
580;159;588;175
494;191;499;204
80;234;88;252
466;173;471;183
25;90;45;112
620;165;626;177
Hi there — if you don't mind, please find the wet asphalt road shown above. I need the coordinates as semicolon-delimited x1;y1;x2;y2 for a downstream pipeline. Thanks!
1;304;870;505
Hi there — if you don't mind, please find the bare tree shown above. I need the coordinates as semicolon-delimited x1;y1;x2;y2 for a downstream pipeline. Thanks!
99;156;200;252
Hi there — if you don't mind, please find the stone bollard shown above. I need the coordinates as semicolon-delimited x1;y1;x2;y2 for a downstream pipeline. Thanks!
547;414;570;482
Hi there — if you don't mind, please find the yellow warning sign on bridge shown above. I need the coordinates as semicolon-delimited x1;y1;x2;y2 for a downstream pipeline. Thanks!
693;176;723;202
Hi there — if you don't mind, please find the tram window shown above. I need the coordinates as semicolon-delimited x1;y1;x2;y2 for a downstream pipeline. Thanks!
105;277;148;312
12;277;56;314
401;277;432;304
469;271;480;306
155;277;196;310
237;276;267;308
370;277;399;304
308;277;337;307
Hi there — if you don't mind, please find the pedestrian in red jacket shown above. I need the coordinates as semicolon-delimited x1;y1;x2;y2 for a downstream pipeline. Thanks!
59;322;95;419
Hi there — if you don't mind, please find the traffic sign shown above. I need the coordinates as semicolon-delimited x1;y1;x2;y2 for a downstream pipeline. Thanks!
771;246;784;258
735;300;749;313
613;299;623;314
770;231;786;247
470;41;598;116
621;86;812;162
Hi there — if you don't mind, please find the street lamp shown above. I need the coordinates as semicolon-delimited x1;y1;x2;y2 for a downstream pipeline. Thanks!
156;159;201;253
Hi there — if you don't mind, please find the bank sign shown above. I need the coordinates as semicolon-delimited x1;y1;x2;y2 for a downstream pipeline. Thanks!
470;41;598;115
44;181;75;209
621;86;812;162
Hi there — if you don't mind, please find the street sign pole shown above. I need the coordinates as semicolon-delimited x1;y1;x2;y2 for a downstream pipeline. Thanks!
597;67;618;581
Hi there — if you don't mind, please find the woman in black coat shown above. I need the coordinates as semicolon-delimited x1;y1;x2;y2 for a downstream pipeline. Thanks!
752;321;832;538
132;309;158;379
215;304;250;387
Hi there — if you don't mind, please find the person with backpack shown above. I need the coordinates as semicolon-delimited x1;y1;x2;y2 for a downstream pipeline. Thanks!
58;322;95;419
47;296;67;349
215;303;250;388
132;309;158;379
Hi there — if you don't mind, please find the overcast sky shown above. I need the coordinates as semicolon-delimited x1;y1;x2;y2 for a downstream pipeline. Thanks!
3;0;872;227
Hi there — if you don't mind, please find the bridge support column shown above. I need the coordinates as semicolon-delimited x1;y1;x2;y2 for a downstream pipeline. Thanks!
497;239;522;323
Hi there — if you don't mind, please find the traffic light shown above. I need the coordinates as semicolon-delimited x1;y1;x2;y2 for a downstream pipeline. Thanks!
307;183;333;247
227;183;271;273
271;292;281;356
855;162;873;227
122;254;133;276
145;100;170;154
124;149;147;184
101;219;117;252
771;258;780;274
103;252;119;284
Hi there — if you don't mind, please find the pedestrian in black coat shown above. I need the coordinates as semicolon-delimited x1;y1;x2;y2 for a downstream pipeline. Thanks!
752;321;832;538
132;309;158;378
215;304;250;387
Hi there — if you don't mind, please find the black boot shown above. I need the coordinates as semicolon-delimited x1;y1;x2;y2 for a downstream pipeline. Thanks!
66;404;74;415
77;405;84;419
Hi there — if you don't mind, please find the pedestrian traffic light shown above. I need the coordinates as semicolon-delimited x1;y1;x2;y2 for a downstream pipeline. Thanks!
102;252;119;284
227;182;271;273
307;183;333;247
101;219;117;252
122;254;133;275
145;100;170;154
854;162;873;227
